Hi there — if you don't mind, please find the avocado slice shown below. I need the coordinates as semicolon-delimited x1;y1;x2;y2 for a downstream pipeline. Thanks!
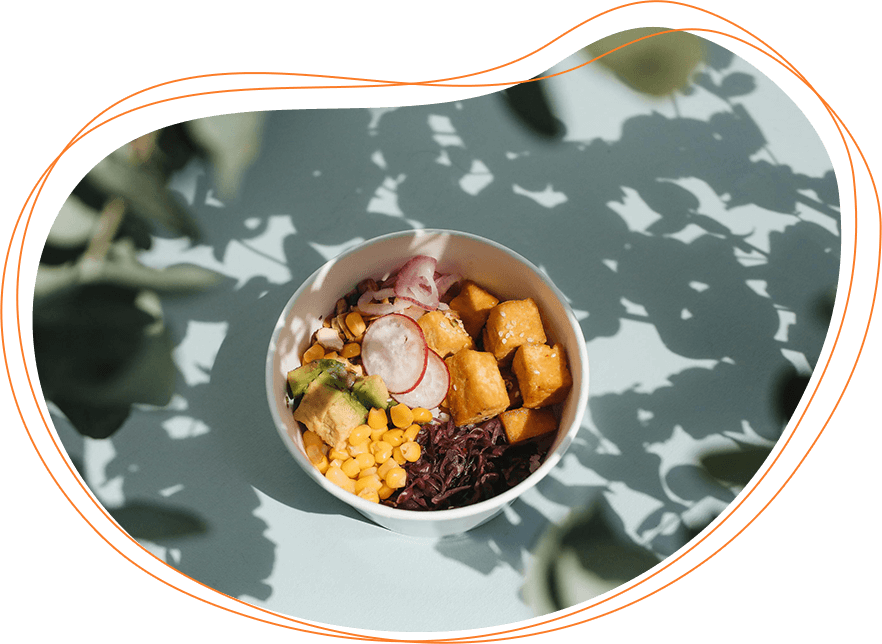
287;358;349;401
351;374;391;411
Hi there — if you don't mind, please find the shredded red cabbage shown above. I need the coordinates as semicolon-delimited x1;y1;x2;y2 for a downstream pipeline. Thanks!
386;417;554;511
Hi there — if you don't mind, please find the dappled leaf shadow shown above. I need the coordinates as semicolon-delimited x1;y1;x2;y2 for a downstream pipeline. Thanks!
110;501;208;541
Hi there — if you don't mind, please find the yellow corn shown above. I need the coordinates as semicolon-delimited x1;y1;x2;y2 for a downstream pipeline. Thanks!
403;424;421;441
391;446;406;465
382;429;405;447
389;404;414;428
354;452;376;469
347;442;368;457
358;466;378;478
400;441;422;462
329;458;344;469
315;455;330;474
357;488;380;503
324;351;339;360
371;441;393;464
329;448;349;462
367;407;387;430
370;426;387;441
341;458;361;478
378;484;395;500
348;424;371;445
305;445;324;465
302;343;325;363
377;458;397;479
355;474;382;494
345;312;366;337
326;466;355;493
340;343;361;359
411;407;432;423
302;430;324;450
385;466;407;489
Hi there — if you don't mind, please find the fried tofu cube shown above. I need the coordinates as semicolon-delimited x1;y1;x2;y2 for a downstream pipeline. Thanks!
512;343;573;408
483;298;547;363
499;407;558;443
417;310;474;358
444;350;510;426
449;281;499;338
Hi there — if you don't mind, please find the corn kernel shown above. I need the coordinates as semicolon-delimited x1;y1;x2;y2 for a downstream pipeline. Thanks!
306;445;324;465
341;458;361;478
355;474;382;494
403;424;421;441
389;403;414;428
358;466;378;478
382;429;404;447
303;430;324;450
368;408;387;430
411;407;433;423
329;448;349;462
392;446;406;465
385;466;407;489
302;343;325;363
377;458;397;479
348;424;371;445
345;312;367;337
347;442;368;457
315;455;330;474
378;484;395;500
340;342;361;359
400;441;422;462
354;452;376;469
357;488;380;503
326;466;355;493
329;458;344;469
324;351;339;360
370;426;387;441
371;441;393;464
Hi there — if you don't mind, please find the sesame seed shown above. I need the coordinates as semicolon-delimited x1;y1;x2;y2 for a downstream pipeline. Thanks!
534;370;540;375
453;384;457;391
502;338;507;344
500;311;506;317
527;338;533;342
519;333;524;338
551;353;557;357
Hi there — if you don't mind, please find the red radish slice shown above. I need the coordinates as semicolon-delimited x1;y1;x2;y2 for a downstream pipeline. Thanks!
391;348;450;409
394;255;440;311
361;313;428;394
435;273;460;298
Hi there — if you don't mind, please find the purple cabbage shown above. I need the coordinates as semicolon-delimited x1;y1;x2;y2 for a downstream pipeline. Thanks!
386;417;554;511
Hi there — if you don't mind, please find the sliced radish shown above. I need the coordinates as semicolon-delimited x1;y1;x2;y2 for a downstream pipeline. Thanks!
361;313;428;394
435;273;460;299
394;255;439;311
391;348;450;409
356;288;411;317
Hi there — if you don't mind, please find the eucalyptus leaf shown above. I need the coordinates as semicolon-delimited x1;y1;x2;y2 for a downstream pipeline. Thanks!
501;78;565;139
585;27;706;96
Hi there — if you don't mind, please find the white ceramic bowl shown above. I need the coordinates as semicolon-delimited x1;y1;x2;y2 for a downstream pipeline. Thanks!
266;229;589;537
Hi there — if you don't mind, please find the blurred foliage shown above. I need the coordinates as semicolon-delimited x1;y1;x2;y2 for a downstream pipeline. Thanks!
35;114;265;439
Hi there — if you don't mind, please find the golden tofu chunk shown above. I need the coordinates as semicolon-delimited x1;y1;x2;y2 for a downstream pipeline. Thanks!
417;310;474;358
499;407;558;443
449;281;499;338
483;298;547;363
512;343;572;409
444;350;510;426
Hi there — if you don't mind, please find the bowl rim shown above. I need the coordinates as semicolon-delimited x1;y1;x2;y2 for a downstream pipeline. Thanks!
265;228;589;524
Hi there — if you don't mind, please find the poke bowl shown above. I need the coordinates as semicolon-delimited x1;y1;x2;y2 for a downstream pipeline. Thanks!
266;229;589;537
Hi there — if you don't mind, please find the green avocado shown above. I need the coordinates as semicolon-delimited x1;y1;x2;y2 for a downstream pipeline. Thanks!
351;374;391;410
287;358;349;401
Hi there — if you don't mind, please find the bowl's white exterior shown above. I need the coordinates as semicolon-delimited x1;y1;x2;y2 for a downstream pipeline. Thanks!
266;229;589;538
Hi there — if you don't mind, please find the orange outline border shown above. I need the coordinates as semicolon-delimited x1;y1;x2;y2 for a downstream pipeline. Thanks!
4;2;879;641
